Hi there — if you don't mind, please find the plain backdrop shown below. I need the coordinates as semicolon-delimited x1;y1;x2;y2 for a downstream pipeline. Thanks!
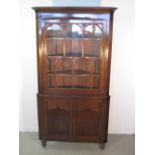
19;0;134;134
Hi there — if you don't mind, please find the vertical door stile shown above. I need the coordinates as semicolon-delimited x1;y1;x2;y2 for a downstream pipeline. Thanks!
72;98;76;139
98;100;103;141
43;99;48;139
98;98;107;142
69;98;73;140
81;24;84;57
63;23;66;57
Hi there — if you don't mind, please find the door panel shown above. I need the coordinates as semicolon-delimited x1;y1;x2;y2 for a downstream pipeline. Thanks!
46;98;72;140
73;98;104;141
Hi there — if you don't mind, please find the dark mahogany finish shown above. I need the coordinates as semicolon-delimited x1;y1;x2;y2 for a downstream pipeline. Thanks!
33;7;117;149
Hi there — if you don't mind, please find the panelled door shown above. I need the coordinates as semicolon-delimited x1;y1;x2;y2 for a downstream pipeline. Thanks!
44;97;72;140
72;97;105;141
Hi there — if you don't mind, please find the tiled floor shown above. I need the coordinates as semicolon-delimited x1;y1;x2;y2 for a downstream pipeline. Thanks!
19;132;134;155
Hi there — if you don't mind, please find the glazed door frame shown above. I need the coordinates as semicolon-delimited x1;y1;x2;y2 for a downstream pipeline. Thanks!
36;12;112;95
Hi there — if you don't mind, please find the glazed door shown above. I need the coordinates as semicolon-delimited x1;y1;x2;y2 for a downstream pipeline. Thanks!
38;12;110;94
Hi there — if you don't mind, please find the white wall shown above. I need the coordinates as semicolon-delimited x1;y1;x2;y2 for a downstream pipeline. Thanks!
19;0;134;134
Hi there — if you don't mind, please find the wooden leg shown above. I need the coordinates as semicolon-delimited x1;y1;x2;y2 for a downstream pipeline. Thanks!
98;142;105;149
41;140;47;147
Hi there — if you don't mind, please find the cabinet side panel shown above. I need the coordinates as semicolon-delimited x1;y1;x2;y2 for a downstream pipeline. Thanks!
104;96;110;142
37;95;42;139
107;13;115;92
37;95;47;140
36;13;45;92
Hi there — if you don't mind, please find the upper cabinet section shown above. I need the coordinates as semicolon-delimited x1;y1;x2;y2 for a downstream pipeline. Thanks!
34;7;116;94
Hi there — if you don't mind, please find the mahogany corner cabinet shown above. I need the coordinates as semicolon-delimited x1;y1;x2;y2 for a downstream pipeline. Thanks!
33;7;117;149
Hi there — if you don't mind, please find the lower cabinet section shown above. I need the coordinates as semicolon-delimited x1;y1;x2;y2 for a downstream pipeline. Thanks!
37;95;109;143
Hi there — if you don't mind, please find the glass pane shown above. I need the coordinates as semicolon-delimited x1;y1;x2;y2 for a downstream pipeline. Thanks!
56;75;73;88
46;24;64;56
73;58;86;74
73;75;99;89
46;24;65;38
85;58;99;74
65;39;82;57
67;24;82;38
48;57;63;73
46;39;64;56
84;24;102;38
83;39;100;57
83;24;102;57
63;58;73;74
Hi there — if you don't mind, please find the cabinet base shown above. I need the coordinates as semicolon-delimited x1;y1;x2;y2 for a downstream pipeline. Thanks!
41;139;105;149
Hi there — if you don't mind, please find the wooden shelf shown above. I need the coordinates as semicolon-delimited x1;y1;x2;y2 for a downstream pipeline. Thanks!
47;54;99;58
46;37;101;40
49;85;98;89
48;70;99;76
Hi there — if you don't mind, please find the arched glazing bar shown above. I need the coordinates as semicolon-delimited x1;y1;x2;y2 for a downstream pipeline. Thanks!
83;24;103;38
